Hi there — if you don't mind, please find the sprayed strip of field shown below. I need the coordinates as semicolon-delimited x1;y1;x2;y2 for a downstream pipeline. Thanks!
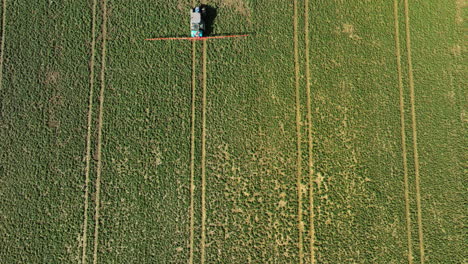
304;0;316;262
293;0;304;262
0;0;7;91
189;2;197;263
202;1;298;262
92;0;108;263
80;0;98;262
392;1;413;263
403;0;425;261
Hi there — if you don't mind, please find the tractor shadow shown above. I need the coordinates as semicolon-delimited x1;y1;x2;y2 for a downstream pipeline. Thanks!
201;5;217;36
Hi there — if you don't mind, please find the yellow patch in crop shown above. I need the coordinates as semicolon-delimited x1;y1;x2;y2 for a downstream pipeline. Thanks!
44;71;60;85
450;44;462;56
455;0;467;24
446;90;456;104
315;172;324;189
47;119;60;128
461;109;467;123
149;143;163;168
176;0;187;12
341;24;361;40
342;24;354;34
232;208;243;213
217;0;251;17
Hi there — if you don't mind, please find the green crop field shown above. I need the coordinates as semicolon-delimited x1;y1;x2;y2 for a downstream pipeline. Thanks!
0;0;465;263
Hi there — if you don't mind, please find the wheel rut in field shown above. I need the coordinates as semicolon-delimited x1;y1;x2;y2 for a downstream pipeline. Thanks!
0;0;7;92
403;0;425;262
189;40;196;264
200;39;207;264
293;0;304;263
190;1;198;263
92;0;108;263
393;0;413;262
81;0;98;263
304;0;316;263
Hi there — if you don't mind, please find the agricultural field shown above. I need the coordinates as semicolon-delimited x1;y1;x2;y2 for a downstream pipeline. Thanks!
0;0;465;263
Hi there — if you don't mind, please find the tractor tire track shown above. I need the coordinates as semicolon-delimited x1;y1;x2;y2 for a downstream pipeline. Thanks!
0;0;7;92
393;1;413;263
200;39;207;264
304;0;316;263
293;0;304;263
189;40;196;264
190;0;197;263
403;0;425;262
92;0;108;263
81;0;98;262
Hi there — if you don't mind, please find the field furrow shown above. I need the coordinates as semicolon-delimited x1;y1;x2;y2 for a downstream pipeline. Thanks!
189;2;198;264
81;0;99;263
403;0;425;262
200;39;208;264
392;1;413;263
92;0;108;263
304;0;316;262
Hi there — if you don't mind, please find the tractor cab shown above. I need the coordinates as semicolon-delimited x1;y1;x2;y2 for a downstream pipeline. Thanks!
190;6;205;37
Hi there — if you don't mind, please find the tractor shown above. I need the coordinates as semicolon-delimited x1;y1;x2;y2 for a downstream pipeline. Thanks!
146;6;248;41
190;6;206;38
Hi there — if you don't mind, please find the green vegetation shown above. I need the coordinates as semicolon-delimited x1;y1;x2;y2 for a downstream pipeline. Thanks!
407;1;466;262
0;0;464;263
0;1;91;262
97;1;192;262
